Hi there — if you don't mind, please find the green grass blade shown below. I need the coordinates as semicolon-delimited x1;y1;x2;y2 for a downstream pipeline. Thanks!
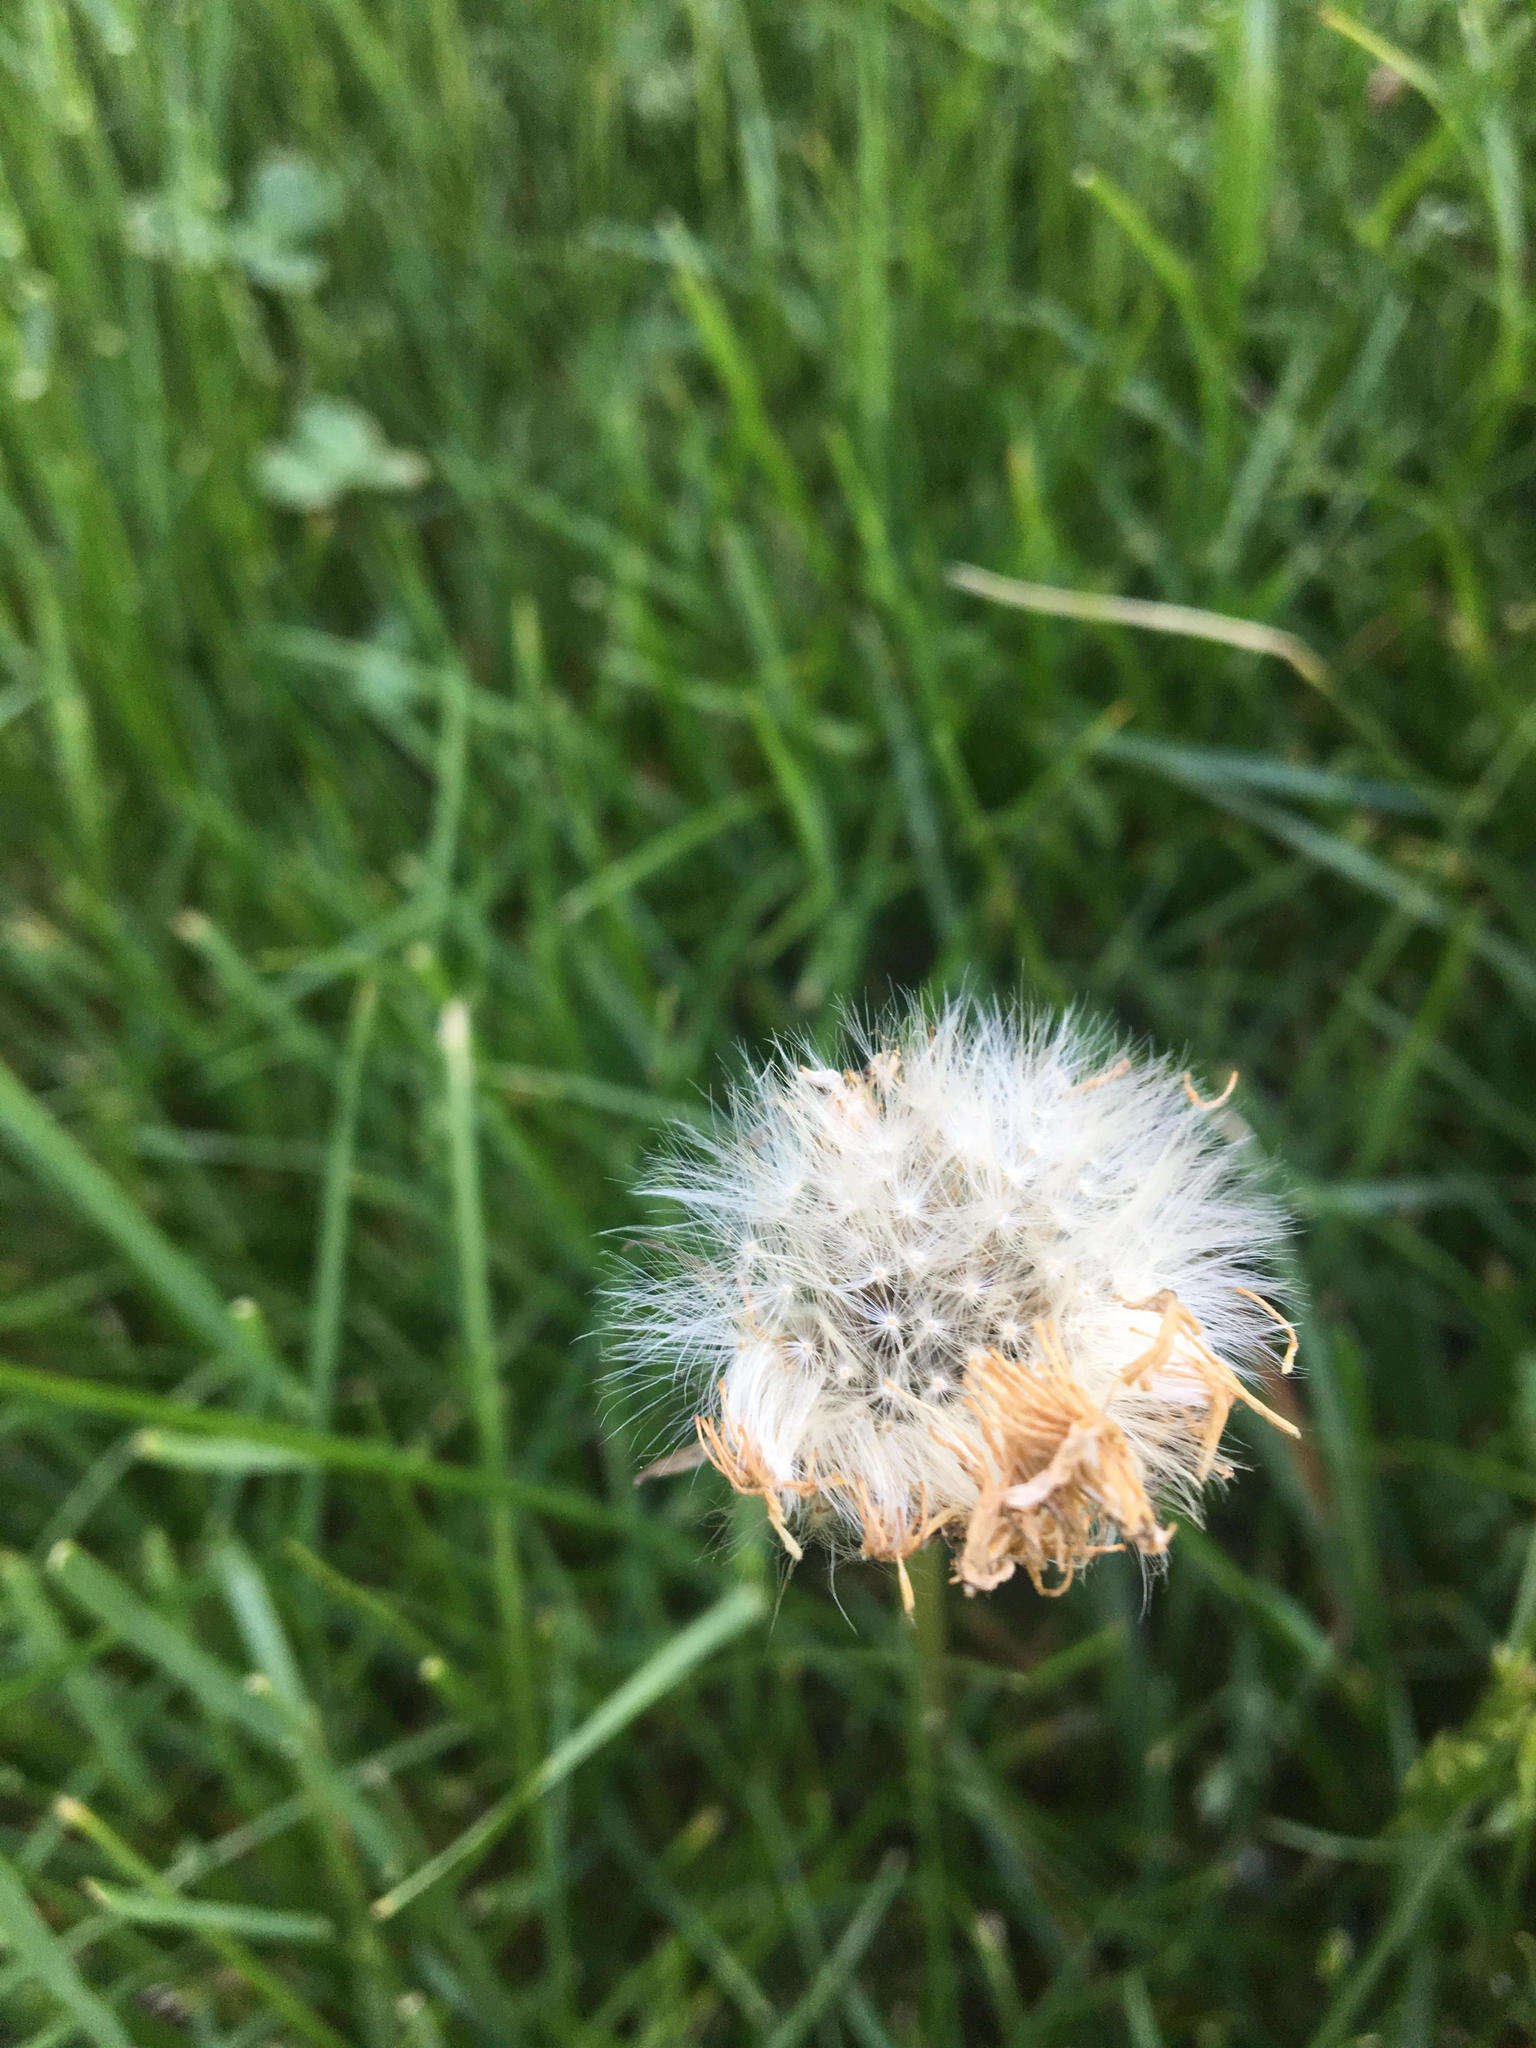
133;1429;320;1472
0;1852;134;2048
82;1883;334;1944
438;999;536;1761
372;1583;767;1920
302;976;378;1544
0;1553;157;1811
46;1542;291;1750
0;1055;301;1405
55;1800;352;2048
0;1357;696;1559
558;791;772;925
762;1852;908;2048
1305;1830;1462;2048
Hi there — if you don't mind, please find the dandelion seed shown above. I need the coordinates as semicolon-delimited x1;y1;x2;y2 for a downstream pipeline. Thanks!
606;995;1299;1602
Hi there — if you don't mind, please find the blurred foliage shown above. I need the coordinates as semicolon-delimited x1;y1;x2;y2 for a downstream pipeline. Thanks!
0;0;1534;2042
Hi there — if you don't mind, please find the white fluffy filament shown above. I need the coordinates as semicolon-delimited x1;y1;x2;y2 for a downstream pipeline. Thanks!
606;997;1298;1603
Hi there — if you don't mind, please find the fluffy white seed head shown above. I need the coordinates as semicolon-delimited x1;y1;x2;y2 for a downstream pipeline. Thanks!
606;996;1298;1601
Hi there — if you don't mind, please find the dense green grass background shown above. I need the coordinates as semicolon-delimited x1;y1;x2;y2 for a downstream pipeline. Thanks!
1;1;1534;2041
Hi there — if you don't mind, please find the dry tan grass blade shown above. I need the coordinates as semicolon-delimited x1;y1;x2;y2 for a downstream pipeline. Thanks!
945;562;1332;694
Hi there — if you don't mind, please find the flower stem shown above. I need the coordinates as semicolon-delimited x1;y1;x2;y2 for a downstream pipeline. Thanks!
906;1540;959;2046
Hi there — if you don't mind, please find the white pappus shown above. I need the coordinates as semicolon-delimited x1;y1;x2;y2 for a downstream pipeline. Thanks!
605;995;1299;1607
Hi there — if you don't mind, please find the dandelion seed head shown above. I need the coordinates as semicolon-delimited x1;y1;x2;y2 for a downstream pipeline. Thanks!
606;995;1298;1600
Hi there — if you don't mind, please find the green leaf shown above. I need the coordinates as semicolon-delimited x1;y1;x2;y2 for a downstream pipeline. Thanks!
230;150;341;290
257;399;429;512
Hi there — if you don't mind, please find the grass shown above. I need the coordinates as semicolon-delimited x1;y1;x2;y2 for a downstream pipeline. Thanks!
0;0;1534;2040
